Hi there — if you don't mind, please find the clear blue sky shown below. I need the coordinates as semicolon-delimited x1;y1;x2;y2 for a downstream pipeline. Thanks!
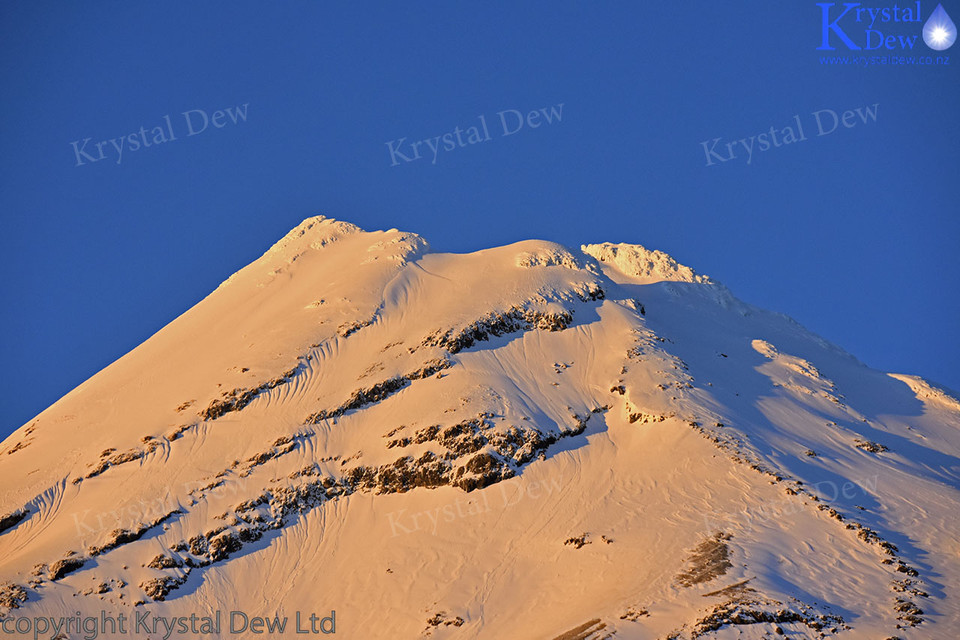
1;1;958;439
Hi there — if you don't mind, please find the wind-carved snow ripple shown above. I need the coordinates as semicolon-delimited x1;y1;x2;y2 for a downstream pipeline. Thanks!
252;354;319;412
197;359;311;421
0;479;67;558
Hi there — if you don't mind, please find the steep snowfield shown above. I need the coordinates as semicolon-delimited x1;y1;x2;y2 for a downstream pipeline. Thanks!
1;216;958;639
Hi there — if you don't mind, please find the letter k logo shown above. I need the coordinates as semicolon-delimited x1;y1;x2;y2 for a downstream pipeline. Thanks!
816;3;862;50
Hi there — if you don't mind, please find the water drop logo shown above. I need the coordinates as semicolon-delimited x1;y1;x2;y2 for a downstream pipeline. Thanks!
923;3;957;50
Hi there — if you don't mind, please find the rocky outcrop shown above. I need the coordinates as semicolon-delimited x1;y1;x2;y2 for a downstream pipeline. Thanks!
48;556;85;581
199;363;302;421
0;583;28;609
419;306;573;355
307;359;451;423
140;575;187;602
0;509;29;535
88;509;182;556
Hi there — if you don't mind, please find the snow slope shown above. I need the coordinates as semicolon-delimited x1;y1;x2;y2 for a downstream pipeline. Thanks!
1;216;958;639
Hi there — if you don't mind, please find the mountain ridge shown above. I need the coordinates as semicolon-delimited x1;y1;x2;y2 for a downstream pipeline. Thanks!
1;216;957;639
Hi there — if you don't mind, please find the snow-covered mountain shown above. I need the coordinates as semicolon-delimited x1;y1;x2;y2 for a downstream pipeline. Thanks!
1;216;958;639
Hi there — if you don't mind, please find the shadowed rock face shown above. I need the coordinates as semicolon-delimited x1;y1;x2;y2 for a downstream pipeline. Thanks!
0;510;29;535
676;532;733;587
307;358;452;423
47;556;85;581
199;365;301;421
0;583;28;609
419;306;574;354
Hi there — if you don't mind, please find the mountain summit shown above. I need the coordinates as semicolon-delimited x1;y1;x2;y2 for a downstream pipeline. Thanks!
1;217;958;639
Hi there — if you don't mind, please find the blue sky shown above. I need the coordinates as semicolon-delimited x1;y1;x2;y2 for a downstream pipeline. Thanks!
1;1;958;439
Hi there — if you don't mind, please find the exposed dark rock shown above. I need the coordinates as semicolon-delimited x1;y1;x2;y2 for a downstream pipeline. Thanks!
619;607;649;621
375;456;451;493
146;554;182;570
307;359;451;423
457;453;514;491
247;440;297;467
187;535;208;557
288;464;320;479
5;441;30;455
439;419;487;455
48;557;85;581
0;583;28;609
337;318;374;337
88;510;181;556
199;364;301;421
692;598;845;637
565;534;590;549
574;283;605;302
677;532;733;587
854;439;889;453
200;388;260;420
208;532;243;562
419;306;573;355
167;424;192;441
140;575;187;602
85;449;146;479
415;425;440;443
426;612;465;628
386;436;411;449
552;618;606;640
0;509;29;535
628;411;668;425
238;527;263;543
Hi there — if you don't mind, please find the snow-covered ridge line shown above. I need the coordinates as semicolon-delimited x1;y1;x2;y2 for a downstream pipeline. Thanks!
0;215;956;638
582;242;712;284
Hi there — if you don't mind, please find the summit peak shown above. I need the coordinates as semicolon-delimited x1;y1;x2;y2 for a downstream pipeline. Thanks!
264;215;364;257
581;242;712;285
